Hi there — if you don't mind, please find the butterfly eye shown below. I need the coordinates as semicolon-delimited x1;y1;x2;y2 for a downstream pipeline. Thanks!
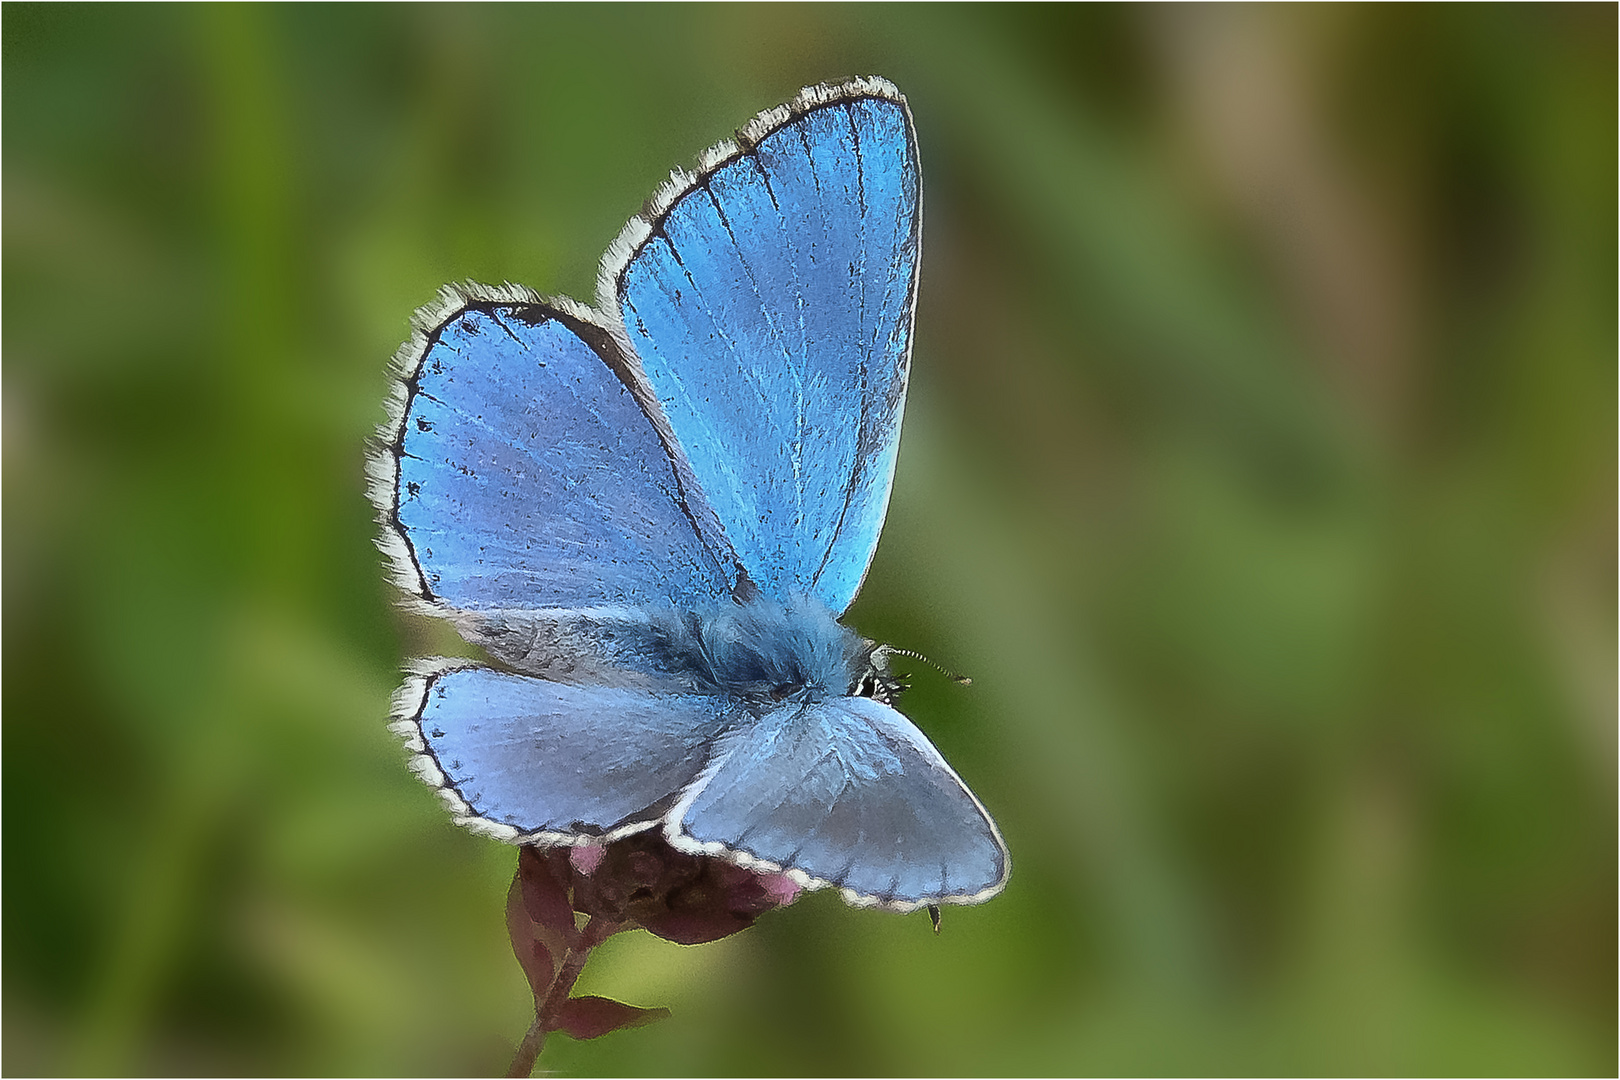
856;672;878;698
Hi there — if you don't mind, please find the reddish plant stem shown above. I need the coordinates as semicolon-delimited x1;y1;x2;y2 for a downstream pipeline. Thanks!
506;1017;547;1080
506;916;621;1078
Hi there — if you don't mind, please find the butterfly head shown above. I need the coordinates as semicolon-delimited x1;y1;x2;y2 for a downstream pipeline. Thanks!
854;642;907;705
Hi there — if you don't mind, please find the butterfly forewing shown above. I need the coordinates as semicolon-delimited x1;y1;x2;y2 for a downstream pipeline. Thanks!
612;87;920;613
385;299;735;612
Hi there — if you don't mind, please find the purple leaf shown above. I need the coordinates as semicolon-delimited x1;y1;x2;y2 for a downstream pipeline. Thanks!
518;847;580;945
505;874;558;998
551;996;671;1040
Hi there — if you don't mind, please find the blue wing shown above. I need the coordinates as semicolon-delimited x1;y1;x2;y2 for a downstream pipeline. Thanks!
605;79;919;613
666;695;1009;910
369;285;740;612
394;661;738;842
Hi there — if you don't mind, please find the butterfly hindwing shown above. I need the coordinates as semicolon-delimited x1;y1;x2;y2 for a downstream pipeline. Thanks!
396;662;739;843
372;288;737;613
607;79;920;613
666;695;1009;910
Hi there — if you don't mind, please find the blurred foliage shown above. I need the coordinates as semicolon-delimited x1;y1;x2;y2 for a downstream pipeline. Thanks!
4;4;1613;1075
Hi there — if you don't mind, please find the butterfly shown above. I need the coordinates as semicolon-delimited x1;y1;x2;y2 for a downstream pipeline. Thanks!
367;77;1008;913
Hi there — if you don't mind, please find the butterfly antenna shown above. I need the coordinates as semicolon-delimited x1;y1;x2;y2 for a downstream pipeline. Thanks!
928;904;943;934
881;646;972;686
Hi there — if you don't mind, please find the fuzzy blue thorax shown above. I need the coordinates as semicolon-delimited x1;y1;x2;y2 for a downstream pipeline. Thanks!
652;596;867;700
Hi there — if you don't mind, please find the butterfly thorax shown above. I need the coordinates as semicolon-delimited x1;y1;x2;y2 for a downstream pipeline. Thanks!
451;595;889;703
651;596;871;700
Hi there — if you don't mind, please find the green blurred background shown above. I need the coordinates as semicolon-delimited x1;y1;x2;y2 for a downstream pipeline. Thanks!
5;4;1614;1075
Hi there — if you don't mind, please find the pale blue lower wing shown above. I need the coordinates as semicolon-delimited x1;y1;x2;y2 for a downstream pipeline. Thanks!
394;662;736;843
667;695;1009;910
610;81;919;612
374;289;736;612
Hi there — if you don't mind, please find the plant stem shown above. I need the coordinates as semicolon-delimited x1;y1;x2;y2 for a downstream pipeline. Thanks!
506;1016;547;1080
506;916;619;1078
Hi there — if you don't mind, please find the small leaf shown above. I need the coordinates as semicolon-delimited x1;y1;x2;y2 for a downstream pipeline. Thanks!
551;995;671;1040
505;874;558;998
638;904;754;946
517;846;580;948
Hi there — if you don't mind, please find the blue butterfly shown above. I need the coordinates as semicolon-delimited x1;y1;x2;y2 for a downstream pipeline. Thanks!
368;77;1008;912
